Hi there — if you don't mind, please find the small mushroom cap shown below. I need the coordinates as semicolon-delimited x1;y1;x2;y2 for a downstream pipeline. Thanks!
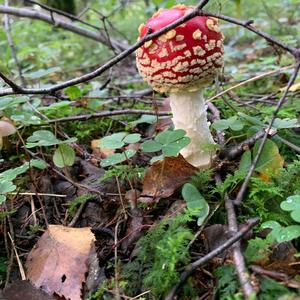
0;120;16;137
136;4;224;93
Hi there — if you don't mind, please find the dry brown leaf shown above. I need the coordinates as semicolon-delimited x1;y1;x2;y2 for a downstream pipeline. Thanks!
26;225;95;300
138;155;197;204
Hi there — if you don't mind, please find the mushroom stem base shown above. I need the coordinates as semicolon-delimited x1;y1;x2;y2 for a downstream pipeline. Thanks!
169;90;215;169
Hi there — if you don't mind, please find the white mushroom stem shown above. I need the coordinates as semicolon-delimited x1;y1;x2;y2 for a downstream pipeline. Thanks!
169;90;215;169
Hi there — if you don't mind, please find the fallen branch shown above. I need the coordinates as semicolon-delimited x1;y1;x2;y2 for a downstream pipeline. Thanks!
164;217;259;300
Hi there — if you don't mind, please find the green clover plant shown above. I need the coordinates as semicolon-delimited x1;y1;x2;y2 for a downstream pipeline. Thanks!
140;129;190;163
262;195;300;243
98;132;141;167
26;130;77;168
0;160;47;204
98;129;191;167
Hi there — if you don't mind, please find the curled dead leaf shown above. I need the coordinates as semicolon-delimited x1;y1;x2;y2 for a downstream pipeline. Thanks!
138;155;197;204
26;225;95;300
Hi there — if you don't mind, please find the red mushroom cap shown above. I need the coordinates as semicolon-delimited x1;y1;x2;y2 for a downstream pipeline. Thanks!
136;4;224;93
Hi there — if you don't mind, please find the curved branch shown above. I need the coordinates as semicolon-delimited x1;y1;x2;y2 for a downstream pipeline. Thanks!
0;5;126;51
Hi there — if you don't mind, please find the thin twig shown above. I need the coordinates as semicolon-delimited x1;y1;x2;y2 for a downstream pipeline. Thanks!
9;192;67;197
0;5;126;51
46;109;170;124
164;218;259;300
3;0;26;86
202;11;296;55
206;65;293;103
24;0;102;31
7;232;26;280
234;60;300;205
220;128;277;160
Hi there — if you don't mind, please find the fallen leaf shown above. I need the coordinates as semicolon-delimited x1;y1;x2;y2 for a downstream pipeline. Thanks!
138;155;197;204
254;139;284;181
280;80;300;92
26;225;95;300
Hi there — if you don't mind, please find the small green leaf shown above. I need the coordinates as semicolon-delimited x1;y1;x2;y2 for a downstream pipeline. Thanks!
280;195;300;223
238;112;264;127
0;181;16;194
262;221;282;243
182;183;209;226
131;115;158;126
280;195;300;211
26;130;76;148
64;86;82;100
277;225;300;242
291;210;300;223
212;118;233;131
0;96;29;110
162;137;190;157
100;149;136;167
98;132;127;149
27;130;54;143
155;129;186;144
140;140;162;152
150;154;164;164
230;119;244;131
123;133;141;144
30;159;47;170
212;116;244;131
53;144;75;168
273;118;300;129
262;220;282;231
40;101;71;111
0;164;30;181
239;150;251;174
0;195;6;204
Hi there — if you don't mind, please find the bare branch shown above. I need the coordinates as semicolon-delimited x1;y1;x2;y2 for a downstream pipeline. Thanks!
3;0;26;86
0;5;126;51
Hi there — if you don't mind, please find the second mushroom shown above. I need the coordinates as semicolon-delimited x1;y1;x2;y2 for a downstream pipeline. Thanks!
136;4;224;169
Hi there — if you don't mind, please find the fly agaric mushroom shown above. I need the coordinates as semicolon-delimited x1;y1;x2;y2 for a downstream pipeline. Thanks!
136;4;224;169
